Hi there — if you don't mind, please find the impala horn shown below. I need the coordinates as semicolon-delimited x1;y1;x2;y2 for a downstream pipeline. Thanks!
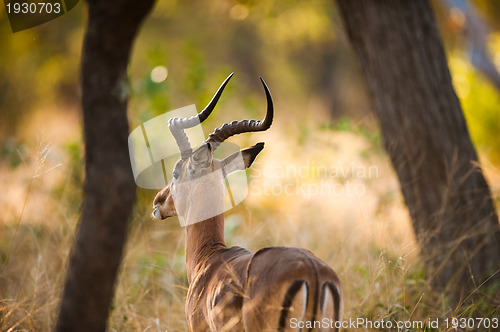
168;73;233;160
205;77;273;151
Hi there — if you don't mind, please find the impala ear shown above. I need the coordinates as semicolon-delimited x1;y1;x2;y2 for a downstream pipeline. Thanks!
191;143;213;169
221;142;264;175
241;142;264;168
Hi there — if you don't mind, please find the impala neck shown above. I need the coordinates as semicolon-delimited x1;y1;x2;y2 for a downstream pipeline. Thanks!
185;213;226;283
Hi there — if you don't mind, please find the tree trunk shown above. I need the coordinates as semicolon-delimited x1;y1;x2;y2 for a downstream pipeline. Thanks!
55;1;155;331
336;0;500;302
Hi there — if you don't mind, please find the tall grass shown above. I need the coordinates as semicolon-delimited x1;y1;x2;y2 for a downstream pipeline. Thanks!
0;121;498;331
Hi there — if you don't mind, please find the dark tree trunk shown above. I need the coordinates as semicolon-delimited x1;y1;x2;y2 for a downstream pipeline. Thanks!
55;1;155;331
337;0;500;302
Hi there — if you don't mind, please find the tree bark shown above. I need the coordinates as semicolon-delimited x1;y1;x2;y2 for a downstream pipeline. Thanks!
337;0;500;302
55;1;155;331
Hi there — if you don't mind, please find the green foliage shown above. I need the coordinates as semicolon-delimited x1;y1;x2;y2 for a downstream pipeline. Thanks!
0;7;83;138
449;53;500;163
320;117;382;155
0;137;27;169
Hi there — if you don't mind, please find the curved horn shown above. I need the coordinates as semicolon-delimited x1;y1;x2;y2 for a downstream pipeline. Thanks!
168;73;233;159
205;77;273;151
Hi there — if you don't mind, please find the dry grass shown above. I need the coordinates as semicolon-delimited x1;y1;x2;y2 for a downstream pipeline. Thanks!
0;119;499;331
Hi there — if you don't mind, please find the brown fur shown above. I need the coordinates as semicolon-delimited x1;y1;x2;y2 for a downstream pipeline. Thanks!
153;188;343;331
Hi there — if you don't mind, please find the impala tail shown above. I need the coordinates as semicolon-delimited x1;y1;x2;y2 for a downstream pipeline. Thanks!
278;271;342;331
243;247;343;332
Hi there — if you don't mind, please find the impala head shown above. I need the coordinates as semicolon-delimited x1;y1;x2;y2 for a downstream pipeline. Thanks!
152;74;273;224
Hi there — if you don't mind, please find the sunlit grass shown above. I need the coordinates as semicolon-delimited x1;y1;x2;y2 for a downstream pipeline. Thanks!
0;119;499;331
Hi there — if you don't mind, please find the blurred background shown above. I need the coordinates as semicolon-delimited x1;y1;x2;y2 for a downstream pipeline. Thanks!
1;0;499;330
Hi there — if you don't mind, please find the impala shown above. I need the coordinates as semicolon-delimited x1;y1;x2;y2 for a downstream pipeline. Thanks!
152;74;343;331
